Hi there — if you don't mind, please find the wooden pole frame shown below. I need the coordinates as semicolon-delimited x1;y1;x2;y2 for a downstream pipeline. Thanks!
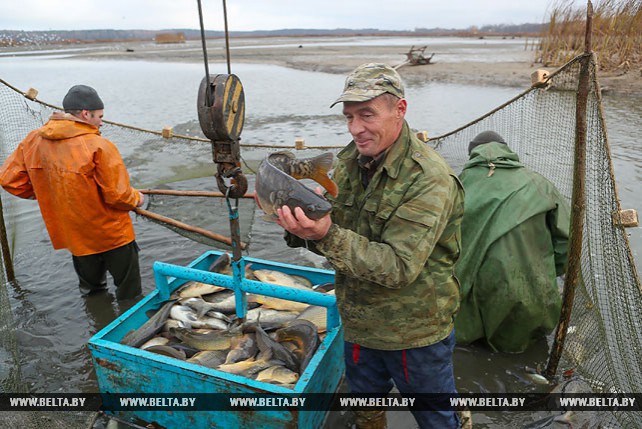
140;189;254;198
134;207;247;250
545;0;593;379
0;195;15;282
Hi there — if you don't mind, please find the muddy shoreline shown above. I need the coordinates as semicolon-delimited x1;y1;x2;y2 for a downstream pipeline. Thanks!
5;37;641;96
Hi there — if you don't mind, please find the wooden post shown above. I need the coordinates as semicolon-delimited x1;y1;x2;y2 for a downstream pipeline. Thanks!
134;207;246;249
139;189;254;198
0;196;15;282
545;0;593;379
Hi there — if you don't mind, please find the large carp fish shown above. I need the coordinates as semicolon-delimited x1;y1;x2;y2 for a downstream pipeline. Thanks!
255;151;338;220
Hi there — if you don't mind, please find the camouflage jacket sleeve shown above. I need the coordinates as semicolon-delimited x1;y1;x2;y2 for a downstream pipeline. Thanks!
313;163;461;290
284;230;323;255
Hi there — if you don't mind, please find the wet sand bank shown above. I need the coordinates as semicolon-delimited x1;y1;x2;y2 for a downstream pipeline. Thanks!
14;36;638;97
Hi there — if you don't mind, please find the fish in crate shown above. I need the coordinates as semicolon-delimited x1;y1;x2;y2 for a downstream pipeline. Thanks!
121;259;333;389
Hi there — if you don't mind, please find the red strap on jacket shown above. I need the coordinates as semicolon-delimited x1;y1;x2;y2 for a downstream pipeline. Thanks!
352;343;361;364
402;349;409;383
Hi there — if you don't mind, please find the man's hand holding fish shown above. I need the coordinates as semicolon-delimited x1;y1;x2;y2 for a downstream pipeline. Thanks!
276;187;332;241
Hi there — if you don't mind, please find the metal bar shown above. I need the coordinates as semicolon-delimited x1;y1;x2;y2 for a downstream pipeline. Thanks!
226;193;244;263
225;193;247;317
545;0;593;379
152;261;337;309
222;0;232;74
196;0;212;104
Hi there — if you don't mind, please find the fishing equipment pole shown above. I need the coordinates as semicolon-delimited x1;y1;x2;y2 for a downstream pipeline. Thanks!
0;196;15;282
195;0;248;273
140;189;253;198
134;207;246;249
545;0;593;379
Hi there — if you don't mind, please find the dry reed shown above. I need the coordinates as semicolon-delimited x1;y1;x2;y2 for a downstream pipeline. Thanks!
538;0;641;72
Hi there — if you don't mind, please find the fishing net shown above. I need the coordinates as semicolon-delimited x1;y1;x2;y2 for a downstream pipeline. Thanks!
0;51;640;429
0;79;258;428
0;79;257;251
432;54;642;428
0;276;97;429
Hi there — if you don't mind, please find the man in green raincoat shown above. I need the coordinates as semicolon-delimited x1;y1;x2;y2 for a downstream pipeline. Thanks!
455;131;570;353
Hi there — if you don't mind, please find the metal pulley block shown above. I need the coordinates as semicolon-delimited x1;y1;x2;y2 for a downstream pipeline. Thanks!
197;73;248;198
197;73;245;141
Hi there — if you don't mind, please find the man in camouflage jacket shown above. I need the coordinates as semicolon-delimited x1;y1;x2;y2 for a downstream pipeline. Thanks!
277;63;464;429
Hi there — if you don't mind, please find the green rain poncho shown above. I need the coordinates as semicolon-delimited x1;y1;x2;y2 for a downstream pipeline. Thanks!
455;142;570;353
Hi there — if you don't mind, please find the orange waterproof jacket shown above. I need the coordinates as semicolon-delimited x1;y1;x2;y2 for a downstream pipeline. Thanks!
0;113;141;256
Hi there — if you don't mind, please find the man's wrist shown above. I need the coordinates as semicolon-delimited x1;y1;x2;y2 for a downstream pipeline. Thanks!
315;223;337;244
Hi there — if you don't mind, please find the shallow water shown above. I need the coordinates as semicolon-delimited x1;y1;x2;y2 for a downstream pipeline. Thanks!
0;37;639;428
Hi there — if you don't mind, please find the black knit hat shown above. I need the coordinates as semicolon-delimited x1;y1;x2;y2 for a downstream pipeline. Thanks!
62;85;104;111
468;130;507;155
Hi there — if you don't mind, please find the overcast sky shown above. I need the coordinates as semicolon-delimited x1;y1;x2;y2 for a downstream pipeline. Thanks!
0;0;586;32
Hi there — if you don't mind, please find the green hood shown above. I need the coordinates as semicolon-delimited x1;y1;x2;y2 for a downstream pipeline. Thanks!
454;142;570;352
464;141;523;170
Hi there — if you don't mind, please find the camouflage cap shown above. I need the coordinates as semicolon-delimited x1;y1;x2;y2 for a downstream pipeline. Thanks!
330;63;404;108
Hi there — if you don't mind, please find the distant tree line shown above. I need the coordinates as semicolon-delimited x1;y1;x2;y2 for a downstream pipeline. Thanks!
0;25;545;47
415;23;545;34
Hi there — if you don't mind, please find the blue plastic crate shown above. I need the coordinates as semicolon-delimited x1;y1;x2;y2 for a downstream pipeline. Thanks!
89;250;344;428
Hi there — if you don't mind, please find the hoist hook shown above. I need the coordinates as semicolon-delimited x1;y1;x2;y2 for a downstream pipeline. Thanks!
216;164;248;199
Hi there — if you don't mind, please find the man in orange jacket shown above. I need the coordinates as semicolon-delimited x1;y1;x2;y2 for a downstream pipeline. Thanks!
0;84;144;300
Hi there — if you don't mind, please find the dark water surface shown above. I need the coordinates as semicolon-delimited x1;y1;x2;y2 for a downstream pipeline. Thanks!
1;39;639;428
